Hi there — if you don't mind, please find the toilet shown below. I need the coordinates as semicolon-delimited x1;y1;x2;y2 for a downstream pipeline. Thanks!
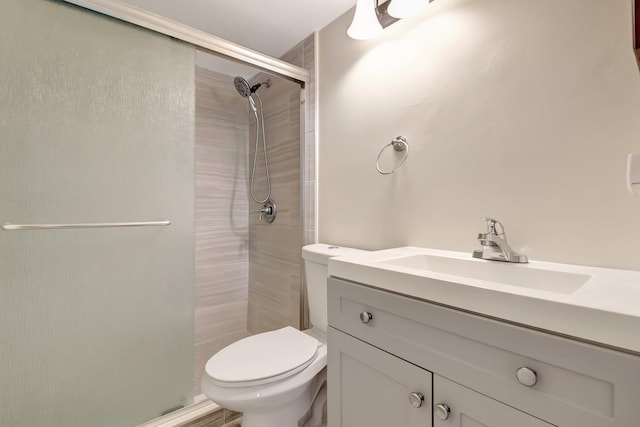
201;244;364;427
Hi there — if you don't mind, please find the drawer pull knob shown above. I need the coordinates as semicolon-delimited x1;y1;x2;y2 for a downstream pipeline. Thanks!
408;392;424;408
516;367;538;387
359;311;373;324
434;403;451;420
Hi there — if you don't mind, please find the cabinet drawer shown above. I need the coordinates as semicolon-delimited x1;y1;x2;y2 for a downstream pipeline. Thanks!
328;278;640;427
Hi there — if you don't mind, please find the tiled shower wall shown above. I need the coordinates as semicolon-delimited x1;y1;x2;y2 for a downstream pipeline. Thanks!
194;67;250;394
247;34;316;334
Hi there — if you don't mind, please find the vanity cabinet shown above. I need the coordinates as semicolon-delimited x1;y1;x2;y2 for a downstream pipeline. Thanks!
327;278;640;427
329;327;550;427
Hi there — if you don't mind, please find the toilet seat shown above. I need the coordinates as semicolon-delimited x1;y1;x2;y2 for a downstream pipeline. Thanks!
205;326;319;388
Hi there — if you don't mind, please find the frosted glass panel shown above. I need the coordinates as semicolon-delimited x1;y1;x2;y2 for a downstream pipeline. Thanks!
0;1;195;426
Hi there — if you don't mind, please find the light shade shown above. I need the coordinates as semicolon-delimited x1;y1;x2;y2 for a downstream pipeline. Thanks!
387;0;427;19
347;0;383;40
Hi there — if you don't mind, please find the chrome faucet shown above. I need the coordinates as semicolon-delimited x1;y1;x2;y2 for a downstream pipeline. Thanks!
472;217;528;263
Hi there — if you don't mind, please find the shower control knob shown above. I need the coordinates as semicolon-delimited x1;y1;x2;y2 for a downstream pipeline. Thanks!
434;404;451;420
258;199;277;223
408;392;424;408
516;367;538;387
359;311;373;324
259;206;272;221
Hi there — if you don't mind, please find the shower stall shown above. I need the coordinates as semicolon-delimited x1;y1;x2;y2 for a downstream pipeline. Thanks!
193;60;310;400
0;1;316;426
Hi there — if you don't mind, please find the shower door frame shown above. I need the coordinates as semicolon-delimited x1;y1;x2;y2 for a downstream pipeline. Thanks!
61;0;311;85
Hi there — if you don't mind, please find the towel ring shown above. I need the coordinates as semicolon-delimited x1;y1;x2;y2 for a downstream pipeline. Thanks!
376;136;409;175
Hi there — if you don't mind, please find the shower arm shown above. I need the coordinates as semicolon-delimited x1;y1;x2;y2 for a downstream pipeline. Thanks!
250;79;271;94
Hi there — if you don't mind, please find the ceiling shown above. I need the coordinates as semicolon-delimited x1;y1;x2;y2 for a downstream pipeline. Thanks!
123;0;357;76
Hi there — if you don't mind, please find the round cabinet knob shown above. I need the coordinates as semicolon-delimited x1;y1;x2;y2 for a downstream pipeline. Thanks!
359;311;373;324
434;403;451;421
408;392;424;408
516;367;538;387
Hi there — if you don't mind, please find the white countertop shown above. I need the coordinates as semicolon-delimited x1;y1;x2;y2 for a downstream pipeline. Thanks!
328;247;640;354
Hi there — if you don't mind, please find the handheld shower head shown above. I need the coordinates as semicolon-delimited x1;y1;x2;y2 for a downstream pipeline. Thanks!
234;76;251;98
234;76;271;97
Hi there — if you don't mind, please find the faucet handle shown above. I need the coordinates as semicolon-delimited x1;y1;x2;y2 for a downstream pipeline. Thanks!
482;217;505;236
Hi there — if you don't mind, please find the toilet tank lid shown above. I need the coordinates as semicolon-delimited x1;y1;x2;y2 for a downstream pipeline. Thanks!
301;244;366;265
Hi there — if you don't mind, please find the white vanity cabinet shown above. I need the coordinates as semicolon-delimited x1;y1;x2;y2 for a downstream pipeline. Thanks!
327;278;640;427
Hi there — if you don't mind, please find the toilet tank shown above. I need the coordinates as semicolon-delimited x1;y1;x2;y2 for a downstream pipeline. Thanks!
302;244;366;332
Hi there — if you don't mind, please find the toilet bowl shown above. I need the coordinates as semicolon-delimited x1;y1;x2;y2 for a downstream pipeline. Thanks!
201;244;364;427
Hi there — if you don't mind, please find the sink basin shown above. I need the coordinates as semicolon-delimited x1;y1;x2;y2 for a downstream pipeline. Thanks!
380;254;590;294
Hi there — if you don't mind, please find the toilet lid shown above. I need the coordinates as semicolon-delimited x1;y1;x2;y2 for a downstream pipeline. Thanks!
205;326;319;387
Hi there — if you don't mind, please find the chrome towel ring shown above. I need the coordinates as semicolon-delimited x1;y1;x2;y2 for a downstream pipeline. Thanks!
376;136;409;175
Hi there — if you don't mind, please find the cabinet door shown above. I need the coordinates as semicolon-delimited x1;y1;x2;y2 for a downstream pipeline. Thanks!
434;375;555;427
328;327;432;427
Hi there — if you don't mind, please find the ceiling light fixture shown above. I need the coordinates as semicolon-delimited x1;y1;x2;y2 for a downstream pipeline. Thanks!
347;0;432;40
347;0;385;40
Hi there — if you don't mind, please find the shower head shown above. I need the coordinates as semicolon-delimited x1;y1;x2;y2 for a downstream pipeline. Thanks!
234;76;251;98
234;76;272;97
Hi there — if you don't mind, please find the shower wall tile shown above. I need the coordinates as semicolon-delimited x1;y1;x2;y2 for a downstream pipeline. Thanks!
194;302;248;391
245;33;316;333
195;66;250;395
247;70;302;333
303;35;316;137
195;263;248;309
281;42;304;68
303;36;315;70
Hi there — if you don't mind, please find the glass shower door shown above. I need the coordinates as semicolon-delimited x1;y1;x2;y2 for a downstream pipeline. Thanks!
0;1;195;426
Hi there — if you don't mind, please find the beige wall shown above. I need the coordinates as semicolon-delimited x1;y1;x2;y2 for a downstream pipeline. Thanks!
318;0;640;270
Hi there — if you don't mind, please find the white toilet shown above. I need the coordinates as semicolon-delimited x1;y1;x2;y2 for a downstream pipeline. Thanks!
201;244;363;427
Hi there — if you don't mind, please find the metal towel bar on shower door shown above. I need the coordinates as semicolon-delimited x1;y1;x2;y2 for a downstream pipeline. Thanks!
2;221;171;230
